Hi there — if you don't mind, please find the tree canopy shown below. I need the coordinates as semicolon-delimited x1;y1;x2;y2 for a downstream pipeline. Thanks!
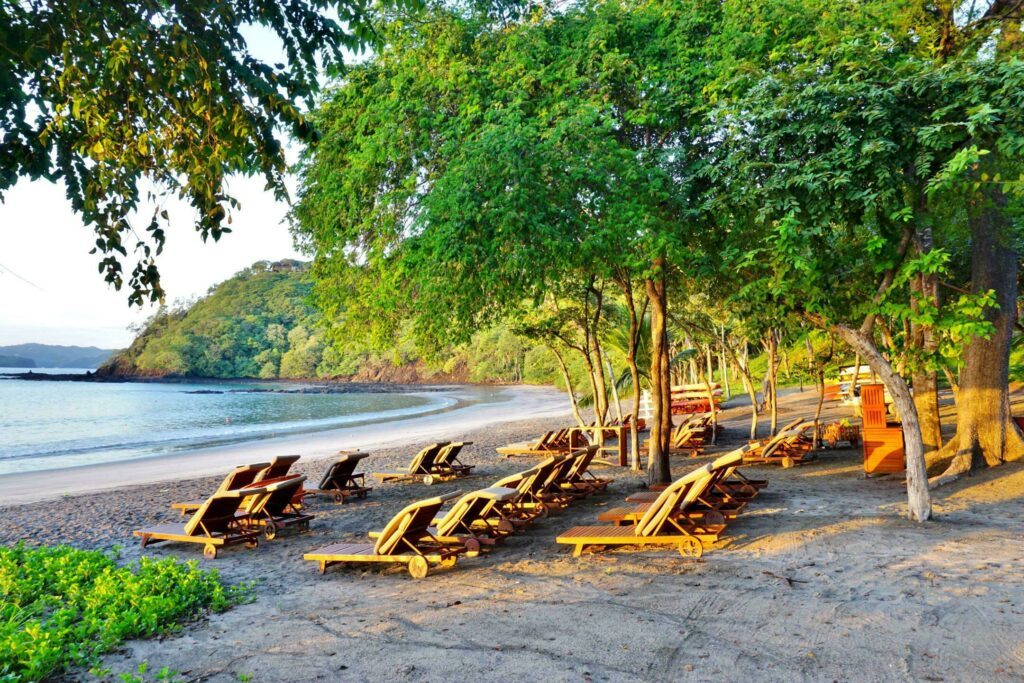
0;0;402;304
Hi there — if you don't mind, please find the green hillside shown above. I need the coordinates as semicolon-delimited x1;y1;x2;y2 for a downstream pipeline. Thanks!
99;260;559;384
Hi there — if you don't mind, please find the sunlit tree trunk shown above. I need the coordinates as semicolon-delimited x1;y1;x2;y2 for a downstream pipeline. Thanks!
646;267;672;485
930;172;1024;483
548;343;586;427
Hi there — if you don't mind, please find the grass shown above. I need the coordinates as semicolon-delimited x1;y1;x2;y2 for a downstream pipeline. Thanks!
0;544;250;682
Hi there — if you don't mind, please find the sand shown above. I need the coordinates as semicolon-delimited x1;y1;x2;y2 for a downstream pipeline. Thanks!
2;387;1023;682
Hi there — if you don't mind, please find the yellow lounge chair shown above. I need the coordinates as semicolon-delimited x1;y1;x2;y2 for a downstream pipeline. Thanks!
304;492;478;579
170;461;270;515
373;443;461;485
556;466;724;558
135;487;268;559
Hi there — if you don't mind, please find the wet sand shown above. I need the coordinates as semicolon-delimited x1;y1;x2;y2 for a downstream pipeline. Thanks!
2;388;1023;682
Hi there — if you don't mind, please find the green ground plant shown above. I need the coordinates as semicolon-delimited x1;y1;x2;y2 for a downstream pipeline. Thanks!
0;544;249;682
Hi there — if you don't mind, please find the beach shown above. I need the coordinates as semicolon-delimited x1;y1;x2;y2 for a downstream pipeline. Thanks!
2;388;1023;681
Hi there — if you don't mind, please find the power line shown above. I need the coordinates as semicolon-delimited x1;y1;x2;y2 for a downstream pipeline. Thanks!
0;262;45;292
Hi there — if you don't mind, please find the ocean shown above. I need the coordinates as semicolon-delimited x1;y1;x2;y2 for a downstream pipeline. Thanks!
0;370;486;475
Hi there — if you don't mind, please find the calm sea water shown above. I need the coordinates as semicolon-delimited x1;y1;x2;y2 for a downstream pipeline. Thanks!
0;370;470;475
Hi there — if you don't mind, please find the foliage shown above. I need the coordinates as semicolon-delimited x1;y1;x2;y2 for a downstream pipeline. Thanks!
0;544;247;682
0;0;406;304
101;260;564;384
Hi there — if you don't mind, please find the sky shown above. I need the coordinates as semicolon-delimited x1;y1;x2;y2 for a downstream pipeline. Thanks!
0;24;312;350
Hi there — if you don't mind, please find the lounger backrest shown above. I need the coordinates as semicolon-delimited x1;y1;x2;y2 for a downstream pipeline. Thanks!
184;487;266;536
634;465;713;537
761;425;812;458
543;454;576;490
373;492;460;555
565;446;599;482
407;443;448;474
254;455;300;483
246;475;306;516
218;463;271;494
434;487;513;536
492;470;528;489
532;431;554;448
319;452;369;489
523;455;563;494
436;442;470;467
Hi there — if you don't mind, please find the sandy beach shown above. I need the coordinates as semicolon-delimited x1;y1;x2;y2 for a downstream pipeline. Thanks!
2;388;1023;682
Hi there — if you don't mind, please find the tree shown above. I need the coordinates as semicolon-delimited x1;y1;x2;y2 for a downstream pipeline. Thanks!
0;0;391;303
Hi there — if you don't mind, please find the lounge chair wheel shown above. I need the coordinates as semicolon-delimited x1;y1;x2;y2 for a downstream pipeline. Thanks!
497;519;515;534
408;556;429;579
263;523;278;541
203;545;218;560
440;555;458;569
535;503;549;519
245;540;259;549
782;456;795;469
677;538;703;559
333;492;345;503
704;510;726;527
464;538;481;555
423;475;435;486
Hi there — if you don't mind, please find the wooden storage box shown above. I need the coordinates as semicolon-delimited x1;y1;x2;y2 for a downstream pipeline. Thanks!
862;425;905;474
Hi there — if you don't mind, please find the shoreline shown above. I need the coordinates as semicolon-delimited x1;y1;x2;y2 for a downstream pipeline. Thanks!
0;384;569;505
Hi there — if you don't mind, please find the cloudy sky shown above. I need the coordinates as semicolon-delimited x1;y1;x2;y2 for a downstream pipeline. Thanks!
0;25;314;350
0;174;303;348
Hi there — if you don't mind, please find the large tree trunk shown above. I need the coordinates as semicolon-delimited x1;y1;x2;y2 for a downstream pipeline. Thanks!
910;224;943;455
835;324;932;522
930;177;1024;483
646;270;672;485
724;337;759;439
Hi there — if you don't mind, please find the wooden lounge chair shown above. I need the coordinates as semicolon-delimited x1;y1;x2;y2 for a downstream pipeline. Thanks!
559;446;613;496
433;441;475;477
242;475;315;540
556;466;726;558
304;492;479;579
303;451;373;503
744;422;816;467
433;487;519;542
253;454;301;483
135;487;268;559
490;455;571;524
625;446;761;504
496;431;564;457
372;443;456;485
170;462;270;515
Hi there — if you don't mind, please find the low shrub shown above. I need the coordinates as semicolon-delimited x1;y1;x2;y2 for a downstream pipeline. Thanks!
0;544;249;682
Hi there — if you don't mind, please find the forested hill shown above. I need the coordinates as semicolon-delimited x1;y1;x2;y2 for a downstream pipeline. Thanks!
99;260;557;383
0;344;117;368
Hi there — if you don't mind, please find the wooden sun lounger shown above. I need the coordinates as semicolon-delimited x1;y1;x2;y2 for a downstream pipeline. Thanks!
490;455;571;524
171;462;270;515
136;487;269;559
304;492;479;579
626;445;763;505
744;421;817;467
242;475;315;540
496;431;565;457
373;443;457;485
433;441;475;477
560;446;613;496
556;466;726;558
599;462;742;525
302;451;373;503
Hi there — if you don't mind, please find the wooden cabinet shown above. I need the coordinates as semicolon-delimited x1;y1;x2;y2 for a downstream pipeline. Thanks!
860;384;905;474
